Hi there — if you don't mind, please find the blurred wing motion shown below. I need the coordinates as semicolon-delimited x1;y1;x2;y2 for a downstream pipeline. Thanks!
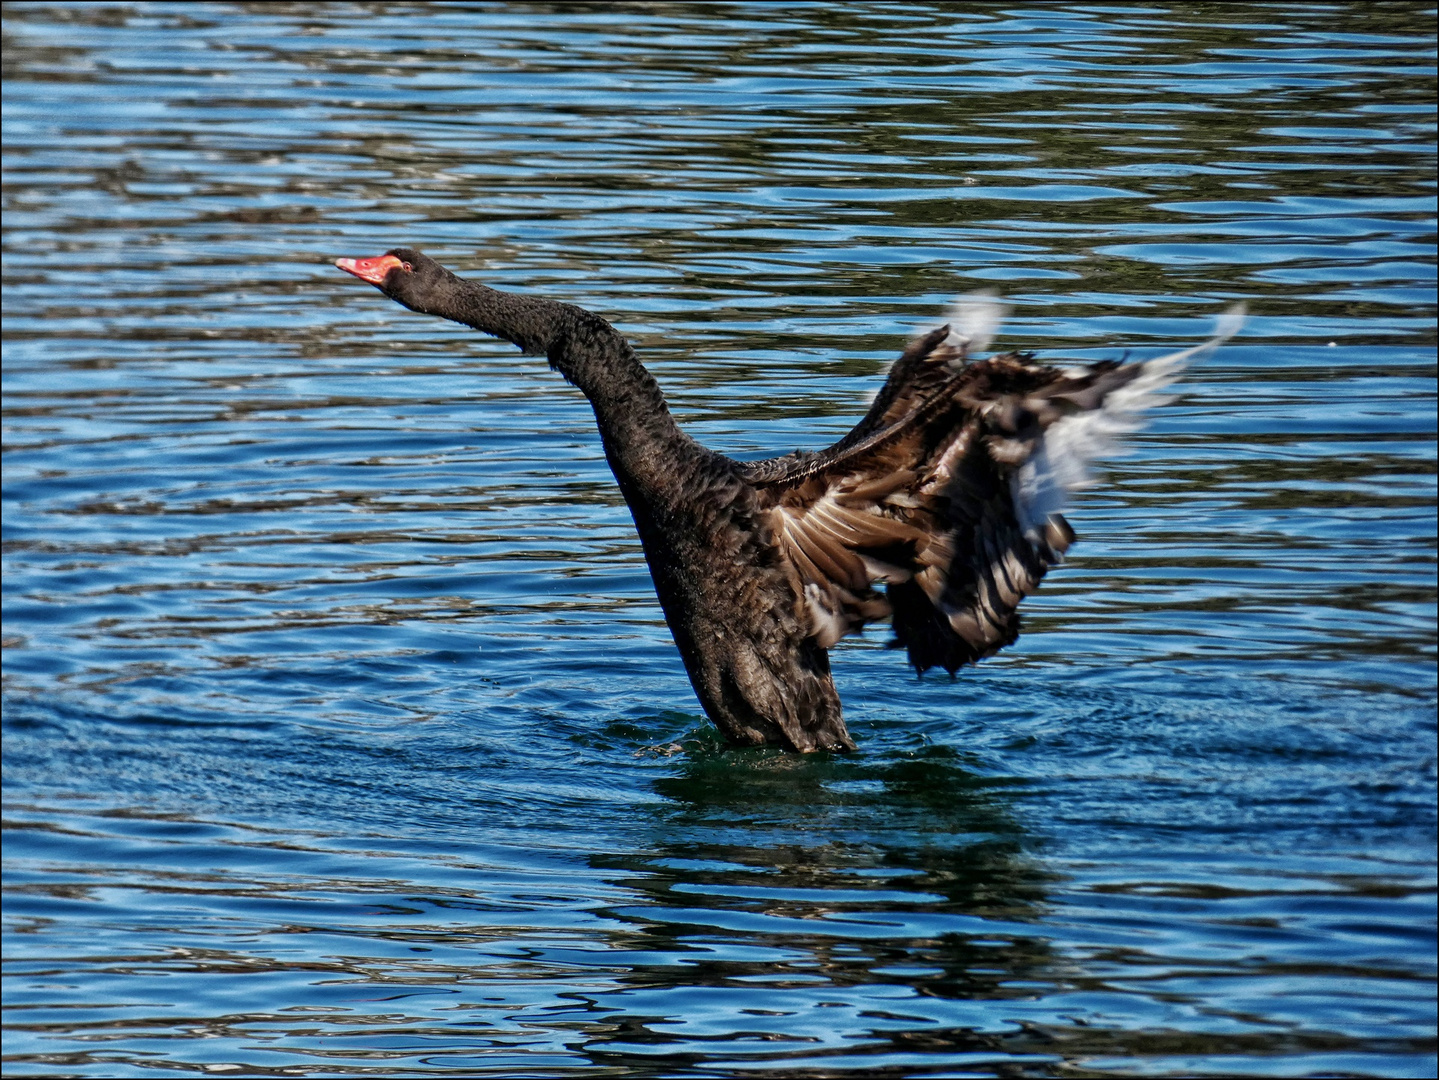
744;302;1245;673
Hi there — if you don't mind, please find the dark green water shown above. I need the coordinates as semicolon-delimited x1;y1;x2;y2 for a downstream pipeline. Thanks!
3;3;1435;1076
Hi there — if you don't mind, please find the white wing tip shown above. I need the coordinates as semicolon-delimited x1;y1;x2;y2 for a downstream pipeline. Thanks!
1216;302;1247;341
1010;301;1247;539
1140;302;1248;377
943;290;1009;356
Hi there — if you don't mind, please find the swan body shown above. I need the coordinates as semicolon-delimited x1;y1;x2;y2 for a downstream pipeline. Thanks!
335;249;1242;752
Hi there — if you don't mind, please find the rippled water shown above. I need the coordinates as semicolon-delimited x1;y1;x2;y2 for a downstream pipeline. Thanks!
3;3;1436;1076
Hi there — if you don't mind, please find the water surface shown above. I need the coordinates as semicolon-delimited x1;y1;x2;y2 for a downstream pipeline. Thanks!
3;3;1436;1077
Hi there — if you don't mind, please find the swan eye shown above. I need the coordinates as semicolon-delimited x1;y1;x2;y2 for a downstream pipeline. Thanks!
402;261;413;272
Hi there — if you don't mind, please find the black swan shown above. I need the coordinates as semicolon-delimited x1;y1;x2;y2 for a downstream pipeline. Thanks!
335;249;1242;752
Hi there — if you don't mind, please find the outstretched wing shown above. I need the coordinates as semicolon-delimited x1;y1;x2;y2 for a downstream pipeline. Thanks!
744;303;1244;673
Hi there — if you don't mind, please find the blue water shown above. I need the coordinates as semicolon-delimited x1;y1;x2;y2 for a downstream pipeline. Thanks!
3;3;1435;1076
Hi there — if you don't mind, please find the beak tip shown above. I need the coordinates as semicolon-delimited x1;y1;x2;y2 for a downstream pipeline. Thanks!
333;254;398;286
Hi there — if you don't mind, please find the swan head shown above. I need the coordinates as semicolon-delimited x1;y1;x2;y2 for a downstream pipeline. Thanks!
334;247;454;313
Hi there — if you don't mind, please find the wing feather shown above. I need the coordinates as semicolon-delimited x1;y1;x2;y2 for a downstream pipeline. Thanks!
746;303;1244;673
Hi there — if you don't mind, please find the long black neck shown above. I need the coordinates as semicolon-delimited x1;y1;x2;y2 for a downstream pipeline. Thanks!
411;273;703;498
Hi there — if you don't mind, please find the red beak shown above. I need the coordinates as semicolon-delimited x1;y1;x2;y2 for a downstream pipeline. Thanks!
335;254;403;286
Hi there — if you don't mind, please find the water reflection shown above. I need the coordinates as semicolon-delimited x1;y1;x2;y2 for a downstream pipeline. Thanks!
578;744;1058;1068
